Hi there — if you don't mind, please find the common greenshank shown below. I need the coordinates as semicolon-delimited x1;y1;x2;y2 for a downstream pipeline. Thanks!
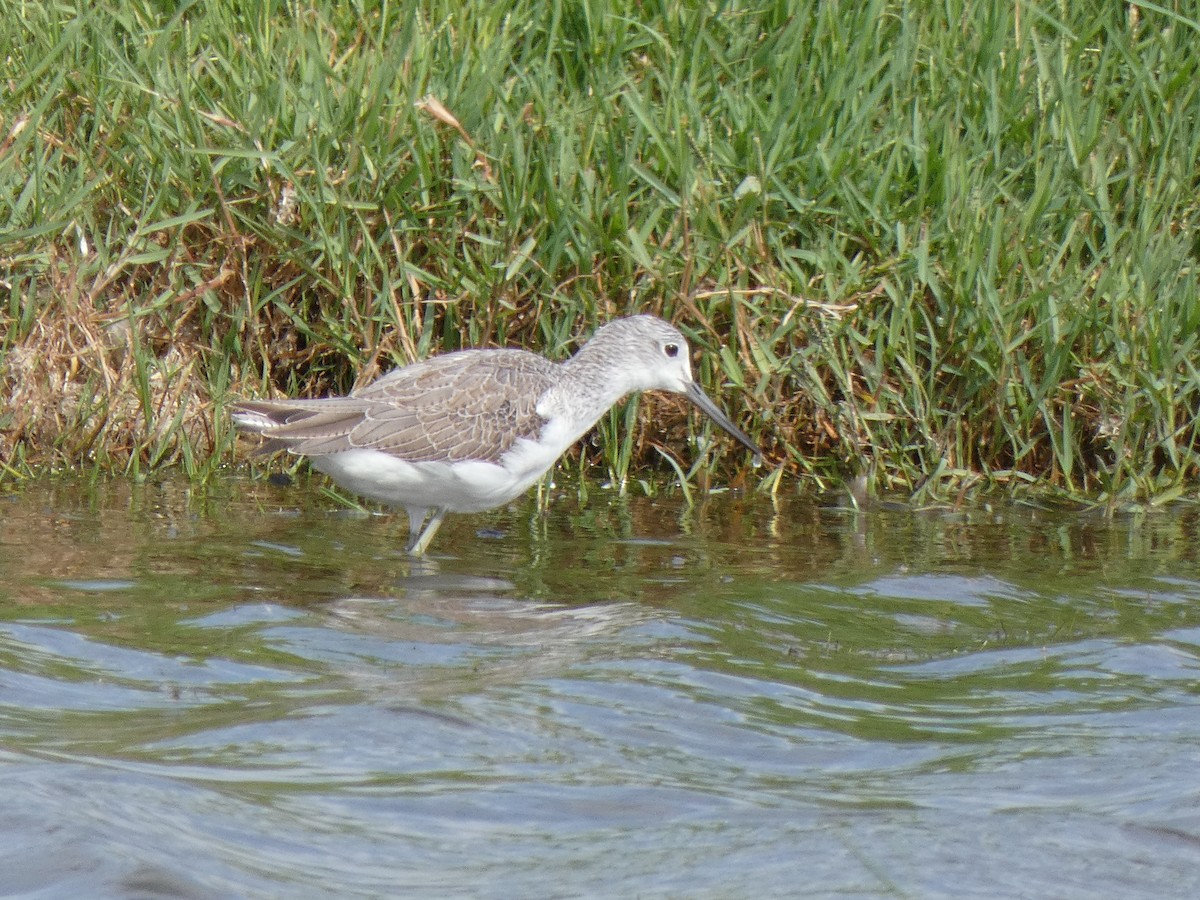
232;315;761;555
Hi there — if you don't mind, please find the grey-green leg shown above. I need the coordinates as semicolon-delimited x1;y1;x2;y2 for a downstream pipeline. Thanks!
406;507;447;557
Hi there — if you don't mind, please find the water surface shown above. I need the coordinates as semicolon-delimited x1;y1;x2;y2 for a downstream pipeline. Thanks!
1;476;1199;897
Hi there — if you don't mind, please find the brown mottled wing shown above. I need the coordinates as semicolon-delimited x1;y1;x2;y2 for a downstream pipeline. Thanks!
352;350;556;463
236;349;557;464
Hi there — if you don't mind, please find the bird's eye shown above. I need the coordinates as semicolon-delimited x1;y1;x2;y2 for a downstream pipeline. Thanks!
664;343;679;358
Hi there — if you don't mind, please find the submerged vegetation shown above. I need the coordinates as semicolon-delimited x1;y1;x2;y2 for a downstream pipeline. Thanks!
1;0;1198;503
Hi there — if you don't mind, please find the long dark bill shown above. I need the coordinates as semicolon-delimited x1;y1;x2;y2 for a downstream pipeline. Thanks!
685;382;763;461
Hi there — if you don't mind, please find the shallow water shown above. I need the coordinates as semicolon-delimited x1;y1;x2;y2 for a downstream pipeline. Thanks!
1;475;1199;898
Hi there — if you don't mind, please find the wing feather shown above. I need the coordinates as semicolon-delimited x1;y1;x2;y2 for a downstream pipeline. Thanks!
232;349;558;464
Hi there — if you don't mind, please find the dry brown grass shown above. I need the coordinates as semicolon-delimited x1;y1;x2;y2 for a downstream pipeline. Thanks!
1;286;214;471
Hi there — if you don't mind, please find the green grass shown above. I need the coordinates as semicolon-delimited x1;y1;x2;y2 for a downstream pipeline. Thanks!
1;0;1198;504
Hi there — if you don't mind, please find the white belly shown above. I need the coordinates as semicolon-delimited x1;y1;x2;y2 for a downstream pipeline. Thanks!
309;435;564;513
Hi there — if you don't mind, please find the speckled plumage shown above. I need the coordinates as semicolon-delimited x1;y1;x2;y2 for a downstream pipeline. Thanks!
232;315;761;555
234;350;555;464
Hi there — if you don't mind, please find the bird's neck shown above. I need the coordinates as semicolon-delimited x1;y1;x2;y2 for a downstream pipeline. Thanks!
539;351;638;437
